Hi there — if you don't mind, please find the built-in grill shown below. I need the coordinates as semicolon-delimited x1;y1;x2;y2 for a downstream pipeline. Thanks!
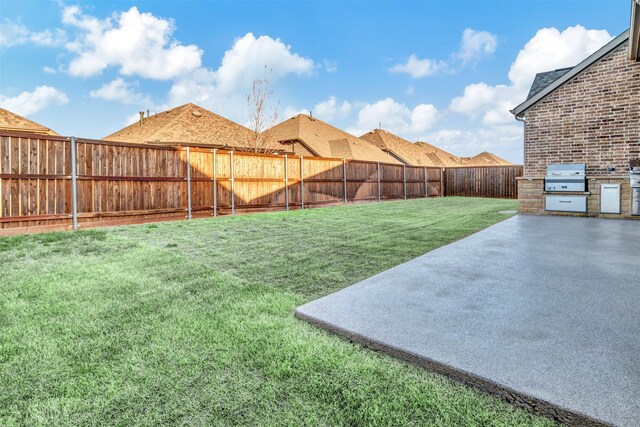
630;163;640;216
545;164;587;192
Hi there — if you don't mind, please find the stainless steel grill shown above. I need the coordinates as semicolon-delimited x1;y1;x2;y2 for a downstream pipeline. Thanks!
545;164;587;192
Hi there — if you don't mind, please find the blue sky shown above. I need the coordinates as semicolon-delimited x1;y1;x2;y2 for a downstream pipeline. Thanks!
0;0;632;162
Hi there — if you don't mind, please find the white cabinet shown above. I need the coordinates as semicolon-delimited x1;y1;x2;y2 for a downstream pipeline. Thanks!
545;195;587;213
600;184;621;214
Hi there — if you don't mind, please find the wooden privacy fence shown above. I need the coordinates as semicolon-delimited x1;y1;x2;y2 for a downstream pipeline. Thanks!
444;165;522;199
0;132;445;234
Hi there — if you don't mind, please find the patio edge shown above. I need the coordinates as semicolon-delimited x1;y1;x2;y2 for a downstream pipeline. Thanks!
294;308;612;427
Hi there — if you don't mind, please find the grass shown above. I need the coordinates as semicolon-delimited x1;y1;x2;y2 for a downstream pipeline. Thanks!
0;197;555;426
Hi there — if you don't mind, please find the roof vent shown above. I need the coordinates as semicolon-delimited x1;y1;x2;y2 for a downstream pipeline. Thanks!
192;110;203;117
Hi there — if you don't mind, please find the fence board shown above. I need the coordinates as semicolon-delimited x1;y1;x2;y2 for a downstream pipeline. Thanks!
0;132;518;234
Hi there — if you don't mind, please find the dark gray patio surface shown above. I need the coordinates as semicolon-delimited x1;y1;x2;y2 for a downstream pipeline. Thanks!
295;215;640;426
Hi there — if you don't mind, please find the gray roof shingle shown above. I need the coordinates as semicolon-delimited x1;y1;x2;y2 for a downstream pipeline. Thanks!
526;67;573;100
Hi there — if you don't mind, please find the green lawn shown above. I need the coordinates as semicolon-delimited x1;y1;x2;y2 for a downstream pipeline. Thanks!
0;197;554;426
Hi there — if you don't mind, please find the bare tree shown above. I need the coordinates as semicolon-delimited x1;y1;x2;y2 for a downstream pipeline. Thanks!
246;66;279;153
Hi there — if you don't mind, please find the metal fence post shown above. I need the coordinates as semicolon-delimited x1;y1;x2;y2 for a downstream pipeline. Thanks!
300;155;305;209
284;154;289;211
186;146;192;219
230;150;235;214
403;164;407;200
70;136;78;230
212;149;217;217
343;158;347;205
377;162;381;202
424;166;428;198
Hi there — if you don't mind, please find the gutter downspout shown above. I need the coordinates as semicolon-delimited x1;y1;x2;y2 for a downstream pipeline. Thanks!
514;113;527;178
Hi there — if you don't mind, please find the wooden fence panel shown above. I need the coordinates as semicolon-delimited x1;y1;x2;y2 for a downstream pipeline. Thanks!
74;140;189;225
444;166;523;199
0;135;72;229
302;157;345;205
379;164;405;200
345;161;377;201
426;168;443;197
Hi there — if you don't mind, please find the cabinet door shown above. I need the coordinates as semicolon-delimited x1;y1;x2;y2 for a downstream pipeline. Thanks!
600;184;620;214
545;195;587;212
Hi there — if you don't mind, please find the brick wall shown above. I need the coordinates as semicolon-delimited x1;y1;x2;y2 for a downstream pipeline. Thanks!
524;41;640;177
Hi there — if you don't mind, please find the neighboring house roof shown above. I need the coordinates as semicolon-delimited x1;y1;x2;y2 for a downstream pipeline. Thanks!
414;141;466;167
360;129;455;167
360;129;513;167
103;103;282;151
631;0;639;60
526;68;573;100
460;152;513;166
261;114;400;163
0;108;59;136
512;30;630;116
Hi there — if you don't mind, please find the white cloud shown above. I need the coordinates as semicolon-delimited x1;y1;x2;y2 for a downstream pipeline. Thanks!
124;112;142;126
280;96;350;123
389;54;447;78
62;6;202;79
450;25;613;125
457;28;497;63
0;85;68;116
313;96;351;121
507;26;612;89
89;78;152;105
43;66;57;74
390;28;497;78
405;85;415;96
213;33;314;94
0;21;66;47
281;106;309;120
323;59;338;73
168;32;314;121
449;82;515;125
347;98;438;137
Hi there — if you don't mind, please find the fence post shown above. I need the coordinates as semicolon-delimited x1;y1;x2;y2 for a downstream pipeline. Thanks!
441;167;445;197
343;158;347;205
212;149;217;217
300;155;304;209
284;154;289;211
186;147;192;219
230;150;235;215
70;136;78;230
377;162;381;202
403;164;407;200
424;166;428;198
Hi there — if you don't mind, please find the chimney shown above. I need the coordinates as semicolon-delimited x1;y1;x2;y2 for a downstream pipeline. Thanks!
309;111;313;119
139;111;144;127
146;109;150;118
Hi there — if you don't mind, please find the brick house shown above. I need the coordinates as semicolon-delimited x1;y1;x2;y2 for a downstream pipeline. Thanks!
511;1;640;219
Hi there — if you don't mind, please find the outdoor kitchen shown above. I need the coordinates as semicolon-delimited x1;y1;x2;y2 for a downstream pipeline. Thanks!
519;161;640;219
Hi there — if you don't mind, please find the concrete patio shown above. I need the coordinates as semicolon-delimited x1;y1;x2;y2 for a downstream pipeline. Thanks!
296;215;639;426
